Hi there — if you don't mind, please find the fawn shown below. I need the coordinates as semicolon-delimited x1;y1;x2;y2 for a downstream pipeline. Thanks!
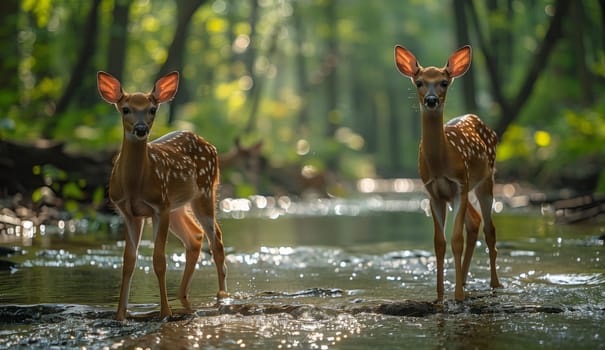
394;45;501;301
97;71;228;320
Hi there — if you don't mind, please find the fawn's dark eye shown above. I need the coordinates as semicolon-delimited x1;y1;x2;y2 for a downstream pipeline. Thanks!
122;107;130;114
415;80;423;88
149;107;157;115
440;80;449;87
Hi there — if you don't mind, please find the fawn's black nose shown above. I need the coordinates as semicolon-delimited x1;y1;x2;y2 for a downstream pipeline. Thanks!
424;95;439;108
133;123;149;138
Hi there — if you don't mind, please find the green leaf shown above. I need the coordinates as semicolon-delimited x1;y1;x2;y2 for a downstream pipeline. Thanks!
32;187;43;203
62;182;84;200
92;186;105;208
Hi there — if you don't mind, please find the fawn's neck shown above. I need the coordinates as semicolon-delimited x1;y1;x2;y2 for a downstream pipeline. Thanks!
420;109;449;172
117;137;150;188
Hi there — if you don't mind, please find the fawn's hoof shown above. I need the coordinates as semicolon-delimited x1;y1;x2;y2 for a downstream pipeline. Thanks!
217;290;230;299
115;309;128;321
160;309;173;319
491;281;503;289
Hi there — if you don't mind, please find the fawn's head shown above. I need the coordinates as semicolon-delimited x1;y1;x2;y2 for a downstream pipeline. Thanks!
97;71;179;141
234;137;263;168
394;45;471;113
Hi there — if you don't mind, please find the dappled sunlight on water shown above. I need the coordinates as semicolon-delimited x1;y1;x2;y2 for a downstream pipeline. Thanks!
219;193;430;220
1;194;604;348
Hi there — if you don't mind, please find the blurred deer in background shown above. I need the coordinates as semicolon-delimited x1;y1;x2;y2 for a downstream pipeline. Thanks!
217;138;263;198
394;45;501;301
97;71;228;320
218;138;263;170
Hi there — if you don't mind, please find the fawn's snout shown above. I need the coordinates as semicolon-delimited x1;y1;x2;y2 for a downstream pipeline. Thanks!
424;94;439;109
422;82;442;109
132;123;149;139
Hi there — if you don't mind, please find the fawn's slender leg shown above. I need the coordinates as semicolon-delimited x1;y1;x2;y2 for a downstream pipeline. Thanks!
211;223;228;298
169;206;204;302
476;178;501;288
191;196;228;298
451;191;469;301
462;203;481;285
116;215;144;321
152;209;171;318
430;198;447;301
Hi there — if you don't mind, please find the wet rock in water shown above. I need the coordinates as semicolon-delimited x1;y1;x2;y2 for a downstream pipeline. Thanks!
0;259;17;271
352;299;565;317
288;304;341;320
63;304;116;320
0;304;68;323
284;288;344;298
384;250;432;260
375;300;438;317
217;303;339;321
218;303;303;317
0;246;19;257
258;288;344;298
469;303;564;314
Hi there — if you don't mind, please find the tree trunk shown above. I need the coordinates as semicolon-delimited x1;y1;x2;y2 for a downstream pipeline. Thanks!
106;0;131;81
486;0;501;82
47;0;102;138
0;0;20;111
292;1;310;132
386;77;401;176
570;1;593;106
324;0;339;139
244;15;281;135
157;0;207;125
226;0;239;81
600;0;605;52
244;0;259;82
452;0;477;111
465;0;572;138
243;0;262;134
502;0;571;135
503;0;514;69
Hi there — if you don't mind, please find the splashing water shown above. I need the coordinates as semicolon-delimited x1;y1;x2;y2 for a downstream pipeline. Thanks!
0;195;603;349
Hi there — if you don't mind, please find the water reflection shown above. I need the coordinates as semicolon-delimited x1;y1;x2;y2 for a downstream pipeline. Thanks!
1;194;604;349
219;194;429;220
1;181;536;239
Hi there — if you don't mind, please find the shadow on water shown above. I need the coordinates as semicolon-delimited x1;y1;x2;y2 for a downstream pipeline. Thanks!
0;195;604;349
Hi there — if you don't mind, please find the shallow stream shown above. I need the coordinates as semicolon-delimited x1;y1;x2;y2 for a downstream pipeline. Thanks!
1;195;603;349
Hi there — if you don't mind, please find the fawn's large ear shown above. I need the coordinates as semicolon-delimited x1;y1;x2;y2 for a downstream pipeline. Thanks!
152;71;179;104
394;45;420;79
97;71;123;104
445;45;472;78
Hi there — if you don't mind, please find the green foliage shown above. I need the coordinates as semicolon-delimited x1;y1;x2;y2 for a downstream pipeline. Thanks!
498;102;605;188
91;186;105;209
31;164;93;217
557;108;605;159
1;0;604;197
596;172;605;193
34;164;67;187
62;181;84;200
22;0;53;27
0;117;16;137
